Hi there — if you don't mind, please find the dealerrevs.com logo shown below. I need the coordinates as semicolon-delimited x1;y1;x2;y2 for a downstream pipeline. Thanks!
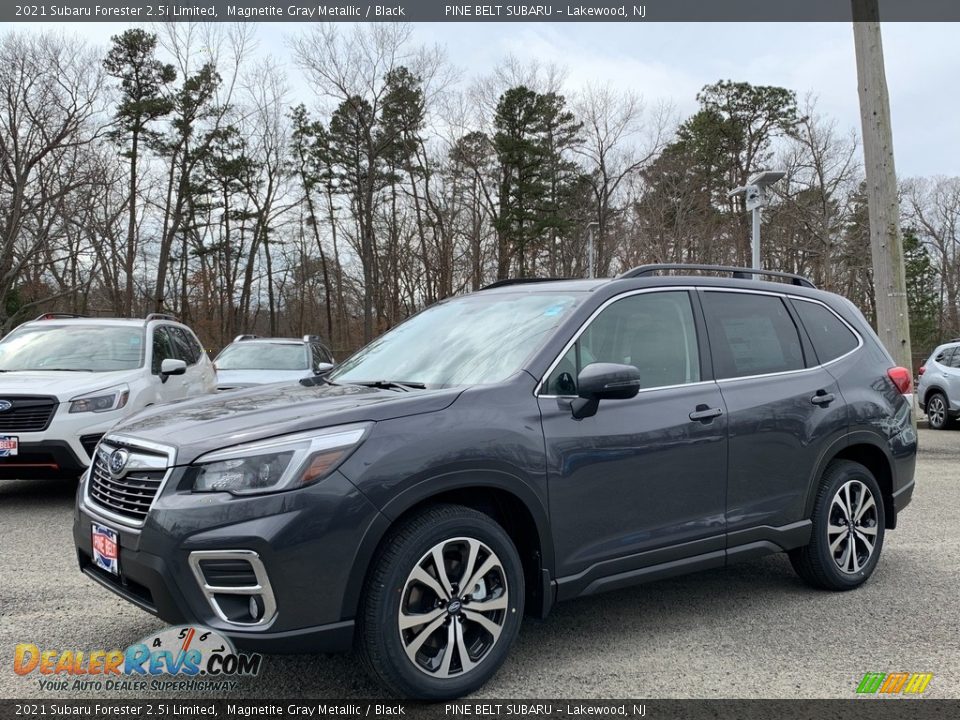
14;626;262;693
856;672;933;696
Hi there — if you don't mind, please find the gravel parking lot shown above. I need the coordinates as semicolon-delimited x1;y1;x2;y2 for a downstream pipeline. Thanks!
1;428;958;700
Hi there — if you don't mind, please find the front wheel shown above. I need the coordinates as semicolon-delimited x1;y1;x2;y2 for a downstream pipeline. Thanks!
357;504;524;699
790;460;886;591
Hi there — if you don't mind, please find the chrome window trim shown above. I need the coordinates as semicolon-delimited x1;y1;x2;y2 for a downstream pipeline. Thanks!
82;434;177;529
188;550;278;628
535;285;866;398
535;286;699;398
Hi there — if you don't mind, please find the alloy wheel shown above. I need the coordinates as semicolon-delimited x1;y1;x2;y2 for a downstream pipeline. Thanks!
398;537;509;678
827;480;879;574
928;395;947;428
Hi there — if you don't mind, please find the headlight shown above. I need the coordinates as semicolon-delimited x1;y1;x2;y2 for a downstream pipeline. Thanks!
69;384;130;414
191;423;371;496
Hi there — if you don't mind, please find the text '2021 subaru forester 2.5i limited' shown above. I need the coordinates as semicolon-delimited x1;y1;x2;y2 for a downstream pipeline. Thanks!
74;265;916;699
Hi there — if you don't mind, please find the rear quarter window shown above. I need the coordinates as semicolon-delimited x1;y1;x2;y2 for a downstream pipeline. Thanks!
793;299;860;364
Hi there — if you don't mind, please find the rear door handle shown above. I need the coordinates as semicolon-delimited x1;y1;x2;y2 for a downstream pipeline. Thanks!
811;391;836;406
689;405;723;422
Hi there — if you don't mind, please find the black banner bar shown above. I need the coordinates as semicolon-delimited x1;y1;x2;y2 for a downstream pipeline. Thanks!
2;700;959;720
6;0;960;23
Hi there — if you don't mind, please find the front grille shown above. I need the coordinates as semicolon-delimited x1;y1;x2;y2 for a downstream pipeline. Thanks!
86;441;170;524
0;396;57;431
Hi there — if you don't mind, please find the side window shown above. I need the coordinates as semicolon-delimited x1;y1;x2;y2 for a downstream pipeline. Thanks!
544;291;701;395
935;347;955;366
948;348;960;369
793;299;860;364
151;327;177;374
312;343;332;366
168;327;200;365
702;292;805;379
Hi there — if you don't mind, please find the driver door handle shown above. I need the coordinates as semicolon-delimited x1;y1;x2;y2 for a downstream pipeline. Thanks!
689;405;723;422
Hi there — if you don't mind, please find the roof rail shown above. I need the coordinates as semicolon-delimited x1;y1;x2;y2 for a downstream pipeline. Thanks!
302;334;321;343
33;312;89;321
144;313;180;324
481;277;573;290
233;334;259;343
618;264;816;289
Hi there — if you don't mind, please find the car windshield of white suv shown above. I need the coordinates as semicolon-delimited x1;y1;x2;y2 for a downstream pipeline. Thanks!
329;291;583;388
216;343;309;371
0;325;145;372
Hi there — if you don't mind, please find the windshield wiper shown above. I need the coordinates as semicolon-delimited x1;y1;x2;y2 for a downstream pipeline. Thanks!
351;380;427;392
29;368;94;372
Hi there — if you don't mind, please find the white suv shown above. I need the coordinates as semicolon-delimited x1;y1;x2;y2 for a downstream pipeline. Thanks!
0;313;216;479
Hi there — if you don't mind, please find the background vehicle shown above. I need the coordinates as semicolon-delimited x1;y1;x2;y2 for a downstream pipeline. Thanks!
73;266;916;699
214;335;335;391
0;313;215;479
917;340;960;429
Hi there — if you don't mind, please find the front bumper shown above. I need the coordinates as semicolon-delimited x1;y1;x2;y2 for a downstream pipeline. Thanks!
0;439;91;479
73;468;383;653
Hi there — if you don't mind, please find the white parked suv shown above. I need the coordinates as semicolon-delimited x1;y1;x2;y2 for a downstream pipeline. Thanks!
0;313;216;479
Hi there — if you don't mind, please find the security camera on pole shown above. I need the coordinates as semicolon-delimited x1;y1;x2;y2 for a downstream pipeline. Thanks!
728;170;785;275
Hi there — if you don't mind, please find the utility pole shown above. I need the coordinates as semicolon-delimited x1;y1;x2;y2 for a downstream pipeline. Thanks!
586;222;599;279
852;0;913;376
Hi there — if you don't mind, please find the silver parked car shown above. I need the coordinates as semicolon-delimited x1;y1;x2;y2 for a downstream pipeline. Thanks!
917;340;960;429
213;335;335;391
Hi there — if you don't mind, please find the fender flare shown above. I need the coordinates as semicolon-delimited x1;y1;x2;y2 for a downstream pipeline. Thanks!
339;469;554;621
802;429;895;519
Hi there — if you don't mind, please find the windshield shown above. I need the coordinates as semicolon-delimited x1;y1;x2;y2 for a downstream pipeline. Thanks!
216;343;309;371
0;325;145;372
329;292;582;387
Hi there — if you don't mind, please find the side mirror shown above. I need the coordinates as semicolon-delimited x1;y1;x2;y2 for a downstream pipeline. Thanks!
159;358;187;383
314;362;334;375
571;362;642;419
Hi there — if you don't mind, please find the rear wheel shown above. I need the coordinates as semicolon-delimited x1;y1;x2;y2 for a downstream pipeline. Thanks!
790;460;885;591
926;391;951;430
357;504;524;699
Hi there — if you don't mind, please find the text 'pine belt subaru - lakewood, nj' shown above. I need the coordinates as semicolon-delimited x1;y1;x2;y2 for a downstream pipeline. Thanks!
73;265;917;699
0;313;215;479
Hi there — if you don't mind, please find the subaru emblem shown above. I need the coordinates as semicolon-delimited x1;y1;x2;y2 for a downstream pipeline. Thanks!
109;449;129;476
0;400;11;412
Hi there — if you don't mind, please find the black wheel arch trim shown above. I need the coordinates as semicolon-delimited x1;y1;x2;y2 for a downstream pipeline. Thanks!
802;430;898;524
339;469;554;622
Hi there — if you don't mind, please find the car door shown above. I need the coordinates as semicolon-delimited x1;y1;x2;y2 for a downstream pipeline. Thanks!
538;289;728;596
698;289;849;544
168;326;209;397
151;326;187;403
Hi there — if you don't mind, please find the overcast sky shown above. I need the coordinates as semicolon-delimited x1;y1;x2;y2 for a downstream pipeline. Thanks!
5;21;958;178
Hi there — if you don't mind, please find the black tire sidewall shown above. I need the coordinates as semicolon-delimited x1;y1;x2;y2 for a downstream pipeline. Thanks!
366;510;525;699
812;462;886;589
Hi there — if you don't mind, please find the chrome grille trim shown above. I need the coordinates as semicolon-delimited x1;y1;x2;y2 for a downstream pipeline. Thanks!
83;435;176;528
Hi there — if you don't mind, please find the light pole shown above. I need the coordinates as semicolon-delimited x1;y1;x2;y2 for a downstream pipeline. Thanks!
728;170;785;273
586;221;599;279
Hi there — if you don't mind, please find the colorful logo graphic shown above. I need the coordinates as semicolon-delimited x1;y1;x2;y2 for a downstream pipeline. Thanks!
14;626;262;691
857;672;933;695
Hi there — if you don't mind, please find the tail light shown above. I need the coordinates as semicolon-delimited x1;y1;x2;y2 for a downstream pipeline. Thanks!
887;367;912;395
918;365;926;376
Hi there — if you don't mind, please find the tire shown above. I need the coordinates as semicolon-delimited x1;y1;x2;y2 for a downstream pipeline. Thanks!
356;504;524;699
926;391;951;430
789;460;886;591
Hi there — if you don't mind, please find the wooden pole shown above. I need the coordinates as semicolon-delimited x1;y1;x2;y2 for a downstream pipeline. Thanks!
852;1;913;377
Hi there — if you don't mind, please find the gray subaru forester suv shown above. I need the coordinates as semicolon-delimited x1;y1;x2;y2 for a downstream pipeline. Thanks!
74;264;917;699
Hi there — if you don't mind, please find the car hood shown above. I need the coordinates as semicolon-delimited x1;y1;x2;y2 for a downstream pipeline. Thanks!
0;370;143;401
112;380;466;464
216;368;308;387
